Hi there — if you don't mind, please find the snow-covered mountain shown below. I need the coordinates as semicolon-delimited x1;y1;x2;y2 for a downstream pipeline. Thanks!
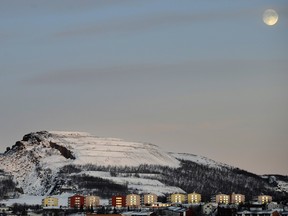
0;131;287;201
0;131;182;195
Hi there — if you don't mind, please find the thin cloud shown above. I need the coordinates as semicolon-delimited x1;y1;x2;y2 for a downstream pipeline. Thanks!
23;59;288;86
53;8;256;38
24;63;174;85
0;0;134;14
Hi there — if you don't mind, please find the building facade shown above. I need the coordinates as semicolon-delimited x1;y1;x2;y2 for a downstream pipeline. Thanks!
230;193;245;204
42;197;59;207
143;193;158;205
85;195;100;208
68;194;85;209
170;193;186;203
111;195;126;207
126;194;141;207
258;195;272;204
187;192;201;204
215;194;230;204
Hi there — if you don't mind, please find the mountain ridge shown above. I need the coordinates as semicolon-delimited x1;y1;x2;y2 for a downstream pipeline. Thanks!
0;131;287;202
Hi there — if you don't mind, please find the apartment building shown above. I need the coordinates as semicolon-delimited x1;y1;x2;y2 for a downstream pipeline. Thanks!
258;195;272;204
170;193;186;203
143;193;158;205
230;193;245;204
85;195;100;208
126;194;141;207
111;195;126;207
187;192;201;204
42;196;58;207
215;193;230;204
68;194;85;209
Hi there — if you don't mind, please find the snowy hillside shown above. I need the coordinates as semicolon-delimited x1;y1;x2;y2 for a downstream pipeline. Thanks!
169;152;232;169
0;131;287;201
261;175;288;194
72;171;186;196
47;131;180;167
0;131;180;195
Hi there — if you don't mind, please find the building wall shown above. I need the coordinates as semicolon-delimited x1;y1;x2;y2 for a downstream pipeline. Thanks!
215;194;230;204
143;194;158;205
187;192;201;203
85;195;100;208
111;195;126;207
230;193;245;204
42;197;58;207
126;194;141;207
170;193;186;203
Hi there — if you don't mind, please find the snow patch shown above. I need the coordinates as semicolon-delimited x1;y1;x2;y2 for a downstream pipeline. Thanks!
169;152;231;169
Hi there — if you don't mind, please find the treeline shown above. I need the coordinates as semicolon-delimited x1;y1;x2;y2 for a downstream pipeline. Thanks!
8;203;42;215
155;160;269;201
0;170;17;199
57;162;288;202
71;174;128;198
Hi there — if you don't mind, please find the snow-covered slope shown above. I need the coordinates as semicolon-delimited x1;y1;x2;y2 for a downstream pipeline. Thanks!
47;131;180;167
0;131;180;195
261;175;288;193
169;152;232;169
73;171;185;196
2;131;286;199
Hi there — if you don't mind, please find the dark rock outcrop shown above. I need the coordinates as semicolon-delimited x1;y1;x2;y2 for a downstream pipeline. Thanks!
49;141;75;160
22;131;50;143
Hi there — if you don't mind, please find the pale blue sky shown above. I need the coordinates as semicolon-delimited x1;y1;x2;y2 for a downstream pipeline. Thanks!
0;0;287;175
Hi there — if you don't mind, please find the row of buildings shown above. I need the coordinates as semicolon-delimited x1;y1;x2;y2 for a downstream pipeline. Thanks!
213;193;272;205
42;193;273;209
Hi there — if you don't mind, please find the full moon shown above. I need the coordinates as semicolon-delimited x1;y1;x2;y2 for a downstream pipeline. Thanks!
263;9;278;26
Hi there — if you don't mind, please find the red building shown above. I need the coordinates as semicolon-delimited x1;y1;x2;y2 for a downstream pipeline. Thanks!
68;194;85;209
111;195;126;207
